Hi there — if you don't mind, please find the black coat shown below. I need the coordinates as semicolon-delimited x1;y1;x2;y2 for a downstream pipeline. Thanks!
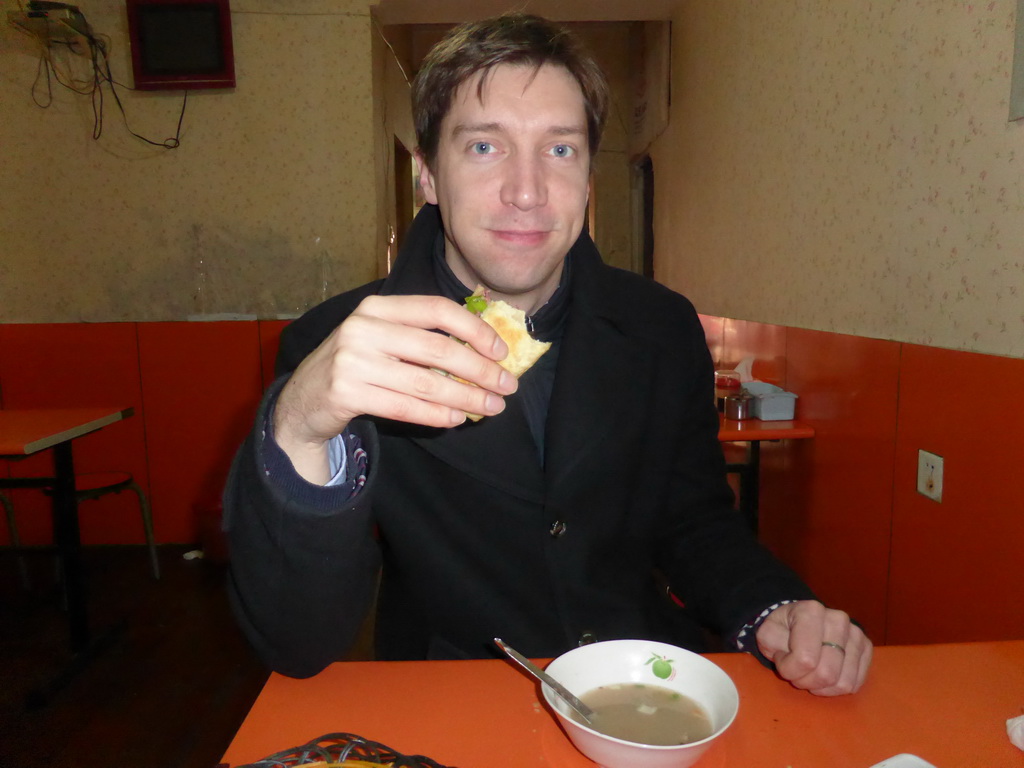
224;204;815;678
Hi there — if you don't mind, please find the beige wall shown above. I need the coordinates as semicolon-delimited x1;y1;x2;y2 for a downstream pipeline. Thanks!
653;0;1024;357
1;0;379;322
1;4;640;322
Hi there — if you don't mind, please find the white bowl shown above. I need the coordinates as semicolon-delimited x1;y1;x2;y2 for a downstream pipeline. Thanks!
541;639;739;768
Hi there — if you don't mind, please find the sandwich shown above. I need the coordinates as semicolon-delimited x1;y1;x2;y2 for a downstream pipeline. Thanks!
455;288;551;421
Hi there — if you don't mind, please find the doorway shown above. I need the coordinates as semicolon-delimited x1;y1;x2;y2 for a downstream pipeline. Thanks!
632;155;655;279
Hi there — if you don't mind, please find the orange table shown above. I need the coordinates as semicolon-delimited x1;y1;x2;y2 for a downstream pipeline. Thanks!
0;408;132;456
221;640;1024;768
0;407;133;701
718;415;815;532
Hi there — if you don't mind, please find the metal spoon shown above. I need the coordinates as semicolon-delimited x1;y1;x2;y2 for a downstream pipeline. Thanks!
493;637;594;724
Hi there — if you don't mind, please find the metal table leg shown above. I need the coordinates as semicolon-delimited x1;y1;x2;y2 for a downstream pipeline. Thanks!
725;439;761;534
51;441;90;652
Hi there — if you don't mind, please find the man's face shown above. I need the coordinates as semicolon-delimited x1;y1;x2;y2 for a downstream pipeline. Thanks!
417;63;591;315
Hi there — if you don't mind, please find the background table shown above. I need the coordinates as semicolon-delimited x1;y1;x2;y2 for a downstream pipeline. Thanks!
0;408;130;457
0;407;133;702
718;415;815;532
221;640;1024;768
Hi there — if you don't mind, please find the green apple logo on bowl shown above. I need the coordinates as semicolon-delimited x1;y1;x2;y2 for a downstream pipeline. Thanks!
646;653;676;681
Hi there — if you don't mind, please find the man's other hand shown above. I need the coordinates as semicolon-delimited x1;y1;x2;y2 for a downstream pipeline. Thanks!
755;600;873;696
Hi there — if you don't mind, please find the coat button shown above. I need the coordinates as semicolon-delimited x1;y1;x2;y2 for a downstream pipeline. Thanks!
549;520;567;537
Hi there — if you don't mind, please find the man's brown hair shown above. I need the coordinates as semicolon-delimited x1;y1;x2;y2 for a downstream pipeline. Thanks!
412;13;609;170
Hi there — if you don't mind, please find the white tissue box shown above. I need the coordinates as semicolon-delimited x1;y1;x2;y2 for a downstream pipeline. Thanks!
742;382;798;421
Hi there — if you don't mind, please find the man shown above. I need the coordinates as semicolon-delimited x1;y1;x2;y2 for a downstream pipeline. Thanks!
224;13;872;695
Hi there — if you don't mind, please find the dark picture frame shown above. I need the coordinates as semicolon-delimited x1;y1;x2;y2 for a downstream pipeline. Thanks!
126;0;235;90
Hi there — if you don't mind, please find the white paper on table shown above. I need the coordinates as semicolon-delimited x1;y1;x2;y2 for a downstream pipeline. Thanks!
1008;714;1024;750
867;755;938;768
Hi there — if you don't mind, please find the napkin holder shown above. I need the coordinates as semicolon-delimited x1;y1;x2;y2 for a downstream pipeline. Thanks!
742;382;798;421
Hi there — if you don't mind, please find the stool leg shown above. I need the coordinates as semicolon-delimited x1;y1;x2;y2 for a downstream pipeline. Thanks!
127;481;160;580
1;493;31;590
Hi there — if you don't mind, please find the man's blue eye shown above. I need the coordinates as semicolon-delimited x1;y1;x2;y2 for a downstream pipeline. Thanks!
472;142;493;154
551;144;575;157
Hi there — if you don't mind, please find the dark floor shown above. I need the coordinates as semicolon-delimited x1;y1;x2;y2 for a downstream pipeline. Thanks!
0;545;269;768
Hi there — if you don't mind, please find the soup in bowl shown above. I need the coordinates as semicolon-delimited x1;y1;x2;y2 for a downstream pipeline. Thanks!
541;639;739;768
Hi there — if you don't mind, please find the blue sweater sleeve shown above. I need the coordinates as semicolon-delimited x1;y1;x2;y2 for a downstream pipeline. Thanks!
260;398;368;510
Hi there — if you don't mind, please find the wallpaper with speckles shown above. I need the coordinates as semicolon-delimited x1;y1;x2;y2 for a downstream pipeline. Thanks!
654;0;1024;357
5;0;1022;357
1;0;378;321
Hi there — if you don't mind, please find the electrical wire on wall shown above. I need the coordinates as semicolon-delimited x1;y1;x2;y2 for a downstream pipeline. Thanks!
11;3;187;148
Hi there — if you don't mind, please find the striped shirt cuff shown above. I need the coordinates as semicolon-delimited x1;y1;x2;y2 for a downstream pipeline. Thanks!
734;599;798;652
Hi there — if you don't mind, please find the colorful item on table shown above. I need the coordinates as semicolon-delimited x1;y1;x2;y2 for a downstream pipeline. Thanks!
230;732;453;768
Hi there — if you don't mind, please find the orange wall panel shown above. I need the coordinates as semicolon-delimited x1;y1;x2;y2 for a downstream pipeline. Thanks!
0;323;148;546
5;315;1021;649
137;322;263;544
887;344;1024;644
698;314;725;366
760;327;901;643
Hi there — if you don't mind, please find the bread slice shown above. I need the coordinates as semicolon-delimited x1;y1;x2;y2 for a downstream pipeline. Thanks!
457;292;551;421
479;299;551;377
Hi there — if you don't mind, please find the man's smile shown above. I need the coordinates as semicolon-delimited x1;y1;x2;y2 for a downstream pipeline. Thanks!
490;228;552;247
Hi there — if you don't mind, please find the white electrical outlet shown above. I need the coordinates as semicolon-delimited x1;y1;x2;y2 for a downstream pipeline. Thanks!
917;450;944;502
